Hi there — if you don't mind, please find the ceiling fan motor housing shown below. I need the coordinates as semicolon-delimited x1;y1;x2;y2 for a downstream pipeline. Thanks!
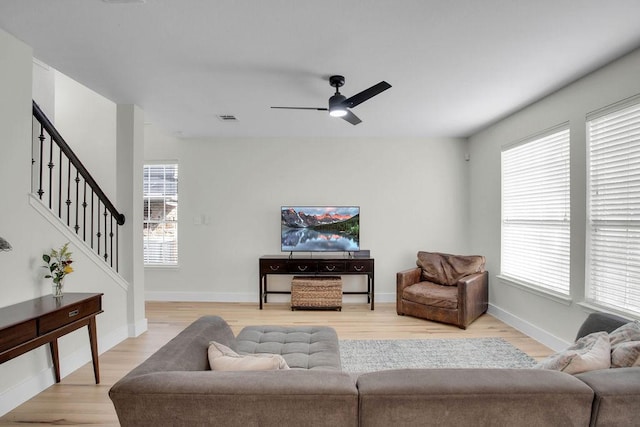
329;75;345;88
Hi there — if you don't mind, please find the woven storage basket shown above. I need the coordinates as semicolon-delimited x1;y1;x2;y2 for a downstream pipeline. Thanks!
291;276;342;311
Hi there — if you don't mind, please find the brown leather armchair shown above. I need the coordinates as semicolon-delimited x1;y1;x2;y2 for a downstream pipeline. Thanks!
396;251;488;329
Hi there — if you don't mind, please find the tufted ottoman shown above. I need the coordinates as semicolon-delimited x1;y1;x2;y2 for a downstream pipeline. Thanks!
235;325;342;370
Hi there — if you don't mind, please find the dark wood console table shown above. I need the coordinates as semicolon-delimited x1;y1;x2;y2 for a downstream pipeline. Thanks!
0;292;103;384
259;256;375;310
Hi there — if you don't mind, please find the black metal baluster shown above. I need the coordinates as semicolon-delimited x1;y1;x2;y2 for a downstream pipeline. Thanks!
74;170;80;233
103;208;108;262
48;137;54;209
91;191;95;249
38;124;45;199
96;199;101;255
115;223;119;272
82;181;88;241
109;216;114;267
66;159;72;226
58;147;63;217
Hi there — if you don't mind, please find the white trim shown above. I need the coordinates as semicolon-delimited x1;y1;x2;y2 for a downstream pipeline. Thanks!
128;317;148;337
501;121;570;151
586;92;640;121
144;291;397;304
29;193;129;291
497;274;573;306
488;303;570;352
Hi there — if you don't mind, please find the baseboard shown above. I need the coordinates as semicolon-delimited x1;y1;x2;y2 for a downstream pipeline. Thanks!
129;317;148;337
0;324;129;417
145;291;256;302
145;291;398;304
488;304;570;352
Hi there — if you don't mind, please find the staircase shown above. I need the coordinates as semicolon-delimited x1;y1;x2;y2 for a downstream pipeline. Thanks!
31;101;125;272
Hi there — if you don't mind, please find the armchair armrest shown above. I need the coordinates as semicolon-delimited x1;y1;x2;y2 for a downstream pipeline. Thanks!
457;271;489;329
397;267;422;291
397;268;422;314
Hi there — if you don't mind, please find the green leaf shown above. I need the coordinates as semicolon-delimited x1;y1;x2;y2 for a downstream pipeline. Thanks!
43;254;50;263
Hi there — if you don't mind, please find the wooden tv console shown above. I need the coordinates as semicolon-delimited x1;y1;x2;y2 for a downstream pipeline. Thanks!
259;255;375;310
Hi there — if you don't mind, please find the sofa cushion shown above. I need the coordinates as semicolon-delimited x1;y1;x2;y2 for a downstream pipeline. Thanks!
402;282;458;309
536;331;611;374
208;341;290;371
416;251;485;286
609;321;640;368
235;325;341;370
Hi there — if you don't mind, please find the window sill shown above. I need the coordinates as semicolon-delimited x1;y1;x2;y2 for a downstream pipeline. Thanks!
144;264;180;270
577;301;639;321
497;274;573;306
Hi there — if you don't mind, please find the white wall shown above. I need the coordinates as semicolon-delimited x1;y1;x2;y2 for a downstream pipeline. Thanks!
0;28;129;415
54;71;117;199
468;47;640;348
144;126;471;303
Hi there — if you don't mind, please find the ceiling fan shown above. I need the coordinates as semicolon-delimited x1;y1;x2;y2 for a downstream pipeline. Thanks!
271;75;391;125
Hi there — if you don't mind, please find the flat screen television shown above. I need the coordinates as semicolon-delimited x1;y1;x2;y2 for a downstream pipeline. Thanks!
281;206;360;253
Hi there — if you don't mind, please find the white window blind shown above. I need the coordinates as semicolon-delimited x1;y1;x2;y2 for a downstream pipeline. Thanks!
501;127;571;295
143;164;178;265
587;100;640;316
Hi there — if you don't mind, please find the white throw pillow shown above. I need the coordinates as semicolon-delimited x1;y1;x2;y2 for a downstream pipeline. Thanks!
207;341;290;371
609;321;640;368
535;331;611;374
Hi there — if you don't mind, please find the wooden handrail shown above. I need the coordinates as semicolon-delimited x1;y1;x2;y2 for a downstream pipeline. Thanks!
32;101;125;225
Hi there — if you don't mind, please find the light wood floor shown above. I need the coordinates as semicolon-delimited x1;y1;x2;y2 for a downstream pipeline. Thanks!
0;302;553;426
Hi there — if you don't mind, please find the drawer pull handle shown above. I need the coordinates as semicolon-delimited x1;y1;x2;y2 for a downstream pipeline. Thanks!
68;309;79;318
326;265;336;271
269;265;280;271
297;265;308;271
354;265;364;272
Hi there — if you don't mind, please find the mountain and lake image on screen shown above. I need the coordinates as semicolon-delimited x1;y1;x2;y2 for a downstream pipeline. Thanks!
281;206;360;252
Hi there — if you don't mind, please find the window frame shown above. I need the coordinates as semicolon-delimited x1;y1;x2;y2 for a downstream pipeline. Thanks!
143;162;179;267
586;95;640;317
499;124;571;299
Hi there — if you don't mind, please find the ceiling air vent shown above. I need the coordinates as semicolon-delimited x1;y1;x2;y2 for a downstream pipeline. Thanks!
217;115;238;122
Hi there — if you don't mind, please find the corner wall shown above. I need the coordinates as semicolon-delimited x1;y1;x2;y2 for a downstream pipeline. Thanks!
468;47;640;348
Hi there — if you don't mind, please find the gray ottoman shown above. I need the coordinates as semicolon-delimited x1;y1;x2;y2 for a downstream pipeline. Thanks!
235;325;342;370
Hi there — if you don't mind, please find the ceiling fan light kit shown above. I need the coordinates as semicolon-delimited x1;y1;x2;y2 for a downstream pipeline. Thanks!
272;75;391;125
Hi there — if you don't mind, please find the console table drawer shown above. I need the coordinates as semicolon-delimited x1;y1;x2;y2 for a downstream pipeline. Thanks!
288;261;317;274
0;320;37;353
318;261;346;273
346;259;374;273
261;260;288;274
39;297;101;334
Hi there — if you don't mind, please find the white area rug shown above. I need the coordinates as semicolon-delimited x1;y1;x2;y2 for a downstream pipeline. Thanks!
339;337;537;373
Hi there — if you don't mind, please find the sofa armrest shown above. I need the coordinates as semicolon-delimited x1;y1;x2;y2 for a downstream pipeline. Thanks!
576;367;640;427
575;312;629;341
397;267;422;313
110;370;358;427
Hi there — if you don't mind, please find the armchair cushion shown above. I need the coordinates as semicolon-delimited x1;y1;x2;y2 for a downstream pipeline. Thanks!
403;282;457;309
417;251;485;286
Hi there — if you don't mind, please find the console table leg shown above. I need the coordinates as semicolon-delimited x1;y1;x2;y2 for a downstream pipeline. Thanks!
88;317;100;384
49;340;61;383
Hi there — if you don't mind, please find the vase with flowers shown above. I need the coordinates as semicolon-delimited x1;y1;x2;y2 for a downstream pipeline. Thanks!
43;242;74;298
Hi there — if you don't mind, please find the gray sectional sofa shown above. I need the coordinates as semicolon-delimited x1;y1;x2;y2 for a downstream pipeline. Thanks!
109;314;640;427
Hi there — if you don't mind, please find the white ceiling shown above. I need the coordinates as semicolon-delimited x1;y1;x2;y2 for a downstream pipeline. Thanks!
2;0;640;139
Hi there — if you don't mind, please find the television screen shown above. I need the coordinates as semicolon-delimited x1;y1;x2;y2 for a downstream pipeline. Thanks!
281;206;360;252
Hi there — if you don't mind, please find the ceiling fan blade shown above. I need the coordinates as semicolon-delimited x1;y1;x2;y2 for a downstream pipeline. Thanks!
271;106;328;111
341;110;362;125
344;81;391;109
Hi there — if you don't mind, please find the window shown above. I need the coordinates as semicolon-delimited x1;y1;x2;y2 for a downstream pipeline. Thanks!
501;126;571;296
143;164;178;265
587;99;640;316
